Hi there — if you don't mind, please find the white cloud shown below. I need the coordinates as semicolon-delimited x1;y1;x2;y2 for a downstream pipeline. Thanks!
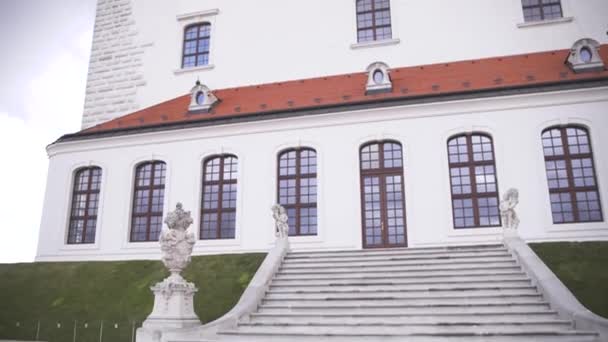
0;12;92;263
0;113;48;263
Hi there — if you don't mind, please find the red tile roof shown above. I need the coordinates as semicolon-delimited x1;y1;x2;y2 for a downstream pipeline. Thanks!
81;45;608;135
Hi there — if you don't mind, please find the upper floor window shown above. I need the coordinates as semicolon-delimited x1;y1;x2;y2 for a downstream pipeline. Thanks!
182;23;211;68
522;0;562;22
131;161;166;242
448;134;501;229
201;155;238;239
68;167;102;244
542;126;603;223
356;0;392;43
278;148;318;236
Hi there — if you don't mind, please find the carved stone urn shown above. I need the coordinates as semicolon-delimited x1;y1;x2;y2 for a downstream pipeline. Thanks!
141;203;201;331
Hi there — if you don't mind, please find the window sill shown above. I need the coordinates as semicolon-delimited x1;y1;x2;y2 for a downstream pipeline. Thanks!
174;64;215;75
350;38;400;50
517;16;573;28
60;243;100;251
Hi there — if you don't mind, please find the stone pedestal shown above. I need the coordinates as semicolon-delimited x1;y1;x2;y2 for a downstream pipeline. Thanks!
142;273;201;330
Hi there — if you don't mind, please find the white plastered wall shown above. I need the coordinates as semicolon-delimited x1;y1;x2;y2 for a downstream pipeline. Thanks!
37;87;608;261
82;0;608;127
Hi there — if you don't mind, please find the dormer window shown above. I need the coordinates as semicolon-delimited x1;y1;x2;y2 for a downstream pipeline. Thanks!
189;80;219;113
365;62;392;94
566;38;604;73
196;91;206;106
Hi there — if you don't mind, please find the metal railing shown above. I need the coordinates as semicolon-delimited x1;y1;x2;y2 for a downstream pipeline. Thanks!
0;320;142;342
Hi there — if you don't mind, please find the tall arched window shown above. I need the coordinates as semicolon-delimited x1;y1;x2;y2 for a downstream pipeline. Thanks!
360;141;407;248
356;0;392;43
542;126;603;223
201;155;238;239
448;134;501;228
131;161;166;242
68;167;102;244
278;148;317;236
182;23;211;68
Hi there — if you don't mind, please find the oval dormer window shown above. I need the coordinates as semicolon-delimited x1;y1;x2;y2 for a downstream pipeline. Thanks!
580;47;593;63
196;91;205;105
373;69;384;84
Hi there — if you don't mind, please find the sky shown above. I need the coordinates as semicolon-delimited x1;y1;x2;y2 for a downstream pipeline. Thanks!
0;0;97;263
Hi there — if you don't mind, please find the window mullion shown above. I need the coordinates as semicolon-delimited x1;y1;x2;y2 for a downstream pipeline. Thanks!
217;157;225;239
560;128;580;222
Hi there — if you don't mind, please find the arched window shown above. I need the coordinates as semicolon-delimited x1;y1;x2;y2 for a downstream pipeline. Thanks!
447;134;501;228
521;0;562;22
542;126;603;223
182;23;211;68
360;141;407;248
356;0;392;43
68;167;102;244
278;148;317;236
131;161;166;242
201;155;238;239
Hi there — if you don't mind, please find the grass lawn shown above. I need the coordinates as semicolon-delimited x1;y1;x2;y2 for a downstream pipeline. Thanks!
530;241;608;318
0;253;265;342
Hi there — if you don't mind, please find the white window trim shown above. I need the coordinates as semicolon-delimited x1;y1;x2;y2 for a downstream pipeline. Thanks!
351;38;400;50
517;16;574;28
173;64;215;75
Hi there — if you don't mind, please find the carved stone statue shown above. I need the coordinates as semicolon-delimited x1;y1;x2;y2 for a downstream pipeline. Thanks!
140;203;201;334
159;202;196;276
272;204;289;238
500;188;520;230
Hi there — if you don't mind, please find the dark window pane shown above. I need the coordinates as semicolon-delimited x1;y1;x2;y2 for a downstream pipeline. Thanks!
131;161;166;242
68;167;102;244
201;155;238;240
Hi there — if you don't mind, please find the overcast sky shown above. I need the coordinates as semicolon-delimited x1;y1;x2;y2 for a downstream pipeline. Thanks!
0;0;97;263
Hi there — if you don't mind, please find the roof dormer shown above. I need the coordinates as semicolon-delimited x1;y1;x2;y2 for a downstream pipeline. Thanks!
566;38;604;73
188;80;219;113
365;62;392;95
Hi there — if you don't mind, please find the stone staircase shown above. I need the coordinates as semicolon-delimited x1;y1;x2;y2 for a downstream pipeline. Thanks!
217;244;600;341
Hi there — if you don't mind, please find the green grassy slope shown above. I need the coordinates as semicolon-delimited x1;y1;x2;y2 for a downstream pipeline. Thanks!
530;241;608;318
0;253;265;342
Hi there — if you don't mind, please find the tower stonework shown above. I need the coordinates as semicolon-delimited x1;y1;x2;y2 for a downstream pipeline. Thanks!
82;0;152;129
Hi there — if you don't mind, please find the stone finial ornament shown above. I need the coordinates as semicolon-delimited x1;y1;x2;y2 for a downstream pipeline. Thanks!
272;204;289;238
500;188;520;230
160;202;196;275
140;203;201;334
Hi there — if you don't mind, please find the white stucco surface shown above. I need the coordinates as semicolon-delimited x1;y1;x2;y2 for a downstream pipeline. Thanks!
81;0;608;128
36;87;608;261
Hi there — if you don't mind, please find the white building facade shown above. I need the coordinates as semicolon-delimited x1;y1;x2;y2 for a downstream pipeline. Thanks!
36;0;608;261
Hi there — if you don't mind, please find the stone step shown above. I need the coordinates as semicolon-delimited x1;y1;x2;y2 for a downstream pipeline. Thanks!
266;287;539;300
249;311;561;324
287;245;507;259
217;330;599;342
282;253;514;267
271;273;530;286
258;302;552;315
280;260;517;273
274;267;524;280
269;280;534;292
262;293;543;306
228;322;576;335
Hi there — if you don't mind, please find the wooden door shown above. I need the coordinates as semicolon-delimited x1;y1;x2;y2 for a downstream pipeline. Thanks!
360;141;407;248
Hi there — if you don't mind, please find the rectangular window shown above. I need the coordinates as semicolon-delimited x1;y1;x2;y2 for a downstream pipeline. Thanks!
356;0;392;43
522;0;563;22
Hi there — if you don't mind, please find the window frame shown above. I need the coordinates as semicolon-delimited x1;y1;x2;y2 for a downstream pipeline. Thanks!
542;125;604;224
200;154;238;240
521;0;563;22
181;22;211;69
67;166;102;244
447;133;502;229
277;147;318;237
359;140;408;248
130;160;167;242
356;0;393;43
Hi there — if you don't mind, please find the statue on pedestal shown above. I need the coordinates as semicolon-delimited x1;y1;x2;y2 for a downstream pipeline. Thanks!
141;203;201;335
500;188;520;230
272;204;289;238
